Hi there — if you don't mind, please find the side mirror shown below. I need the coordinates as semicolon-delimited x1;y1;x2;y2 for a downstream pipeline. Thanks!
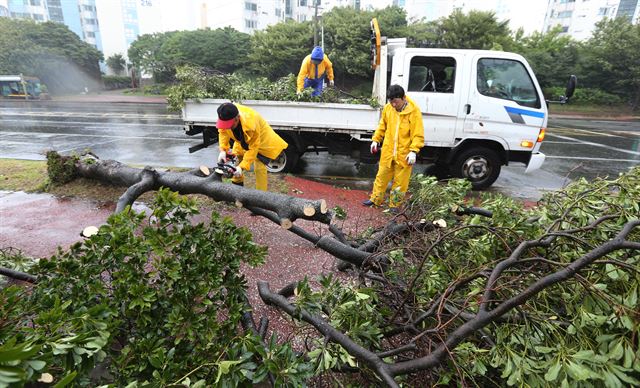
564;75;577;100
546;75;578;105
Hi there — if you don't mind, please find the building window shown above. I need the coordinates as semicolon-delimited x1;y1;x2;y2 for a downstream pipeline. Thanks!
300;0;307;6
245;2;257;11
29;0;41;6
557;11;572;18
245;19;257;28
86;31;96;37
561;26;569;32
84;18;96;25
48;0;61;5
32;13;44;21
598;7;609;16
82;5;95;11
275;8;281;16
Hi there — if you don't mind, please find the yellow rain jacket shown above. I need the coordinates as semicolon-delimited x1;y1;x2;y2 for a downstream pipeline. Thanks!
218;104;288;172
372;95;424;168
296;54;334;92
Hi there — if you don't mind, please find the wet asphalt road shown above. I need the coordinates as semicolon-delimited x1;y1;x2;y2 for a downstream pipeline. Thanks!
1;100;638;201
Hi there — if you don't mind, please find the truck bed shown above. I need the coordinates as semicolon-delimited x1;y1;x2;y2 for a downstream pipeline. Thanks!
182;99;381;138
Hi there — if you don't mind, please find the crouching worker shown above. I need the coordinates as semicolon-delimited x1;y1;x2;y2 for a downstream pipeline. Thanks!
363;85;424;208
216;102;288;191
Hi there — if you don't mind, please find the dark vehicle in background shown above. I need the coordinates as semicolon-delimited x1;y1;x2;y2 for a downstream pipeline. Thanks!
0;75;50;100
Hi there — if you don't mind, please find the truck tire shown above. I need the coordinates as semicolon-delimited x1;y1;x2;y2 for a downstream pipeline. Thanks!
451;147;501;189
264;146;300;173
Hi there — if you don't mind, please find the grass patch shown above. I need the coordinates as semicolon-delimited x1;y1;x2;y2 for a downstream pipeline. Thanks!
549;103;637;117
0;159;48;192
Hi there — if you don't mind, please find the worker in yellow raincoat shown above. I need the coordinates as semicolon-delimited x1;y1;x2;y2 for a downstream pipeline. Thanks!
216;102;288;191
297;46;334;96
363;85;424;208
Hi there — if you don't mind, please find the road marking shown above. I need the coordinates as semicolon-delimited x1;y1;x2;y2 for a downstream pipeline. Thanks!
613;130;640;137
1;130;193;141
549;126;623;138
58;139;121;153
546;133;640;156
545;155;639;162
0;119;181;127
0;111;178;119
542;140;576;144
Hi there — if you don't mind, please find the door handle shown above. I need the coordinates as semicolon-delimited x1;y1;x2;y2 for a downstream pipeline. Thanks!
464;104;471;114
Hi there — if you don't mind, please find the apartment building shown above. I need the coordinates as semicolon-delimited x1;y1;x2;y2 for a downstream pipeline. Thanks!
544;0;639;40
2;0;102;50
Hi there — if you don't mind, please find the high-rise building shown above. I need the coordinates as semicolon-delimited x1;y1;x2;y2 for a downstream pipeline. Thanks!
0;0;9;17
544;0;639;41
617;0;639;22
2;0;102;50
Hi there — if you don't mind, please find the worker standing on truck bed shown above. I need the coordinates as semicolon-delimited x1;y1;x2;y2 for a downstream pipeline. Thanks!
216;102;288;191
363;85;424;209
297;46;334;96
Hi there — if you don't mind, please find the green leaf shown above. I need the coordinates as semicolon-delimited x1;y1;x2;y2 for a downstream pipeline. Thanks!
566;361;591;381
609;341;624;360
53;371;77;388
545;362;562;381
214;360;242;383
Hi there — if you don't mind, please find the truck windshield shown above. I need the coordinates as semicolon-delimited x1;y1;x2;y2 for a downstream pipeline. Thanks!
477;58;541;109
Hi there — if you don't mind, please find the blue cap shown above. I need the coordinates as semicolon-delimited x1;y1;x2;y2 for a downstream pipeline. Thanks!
310;46;324;61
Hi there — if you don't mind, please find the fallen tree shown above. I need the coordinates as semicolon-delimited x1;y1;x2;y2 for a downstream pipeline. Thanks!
1;153;638;387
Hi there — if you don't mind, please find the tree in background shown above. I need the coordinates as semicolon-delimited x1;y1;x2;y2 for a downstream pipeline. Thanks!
430;9;513;50
128;31;177;82
512;26;579;89
128;28;251;82
0;18;103;94
320;6;408;84
579;17;640;110
248;20;314;80
106;53;126;75
162;27;251;74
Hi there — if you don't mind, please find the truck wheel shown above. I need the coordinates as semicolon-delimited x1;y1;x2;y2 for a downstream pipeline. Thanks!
265;147;300;173
451;147;501;189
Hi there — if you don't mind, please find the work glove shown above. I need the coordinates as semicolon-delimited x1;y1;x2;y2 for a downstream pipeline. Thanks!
370;141;378;154
329;80;334;87
406;151;417;165
233;166;243;178
217;151;227;164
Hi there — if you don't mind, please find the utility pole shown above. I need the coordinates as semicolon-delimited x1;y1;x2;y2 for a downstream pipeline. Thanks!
313;0;319;46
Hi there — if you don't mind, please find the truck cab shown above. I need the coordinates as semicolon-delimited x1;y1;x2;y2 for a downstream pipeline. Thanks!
375;43;548;188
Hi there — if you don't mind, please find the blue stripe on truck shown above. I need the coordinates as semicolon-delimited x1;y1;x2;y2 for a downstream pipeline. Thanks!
504;106;545;119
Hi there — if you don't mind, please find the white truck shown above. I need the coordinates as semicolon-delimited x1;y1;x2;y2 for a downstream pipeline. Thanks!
182;22;574;189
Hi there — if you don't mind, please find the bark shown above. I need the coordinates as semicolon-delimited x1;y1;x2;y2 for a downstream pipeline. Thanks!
73;154;331;227
0;267;37;283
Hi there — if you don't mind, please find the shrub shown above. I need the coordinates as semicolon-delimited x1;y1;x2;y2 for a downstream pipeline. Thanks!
544;86;624;105
0;189;313;386
102;75;131;90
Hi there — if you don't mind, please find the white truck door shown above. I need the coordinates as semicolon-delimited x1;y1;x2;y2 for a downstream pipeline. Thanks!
403;52;466;146
464;54;546;150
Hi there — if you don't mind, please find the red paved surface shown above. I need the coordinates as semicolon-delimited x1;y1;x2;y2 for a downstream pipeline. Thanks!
1;177;391;340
